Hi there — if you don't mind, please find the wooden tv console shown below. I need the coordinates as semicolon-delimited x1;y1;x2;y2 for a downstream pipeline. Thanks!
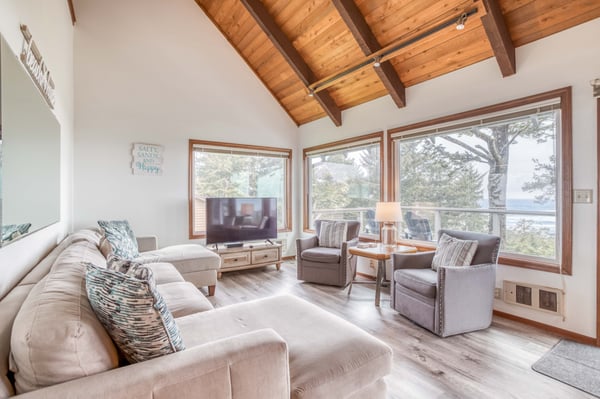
211;242;282;278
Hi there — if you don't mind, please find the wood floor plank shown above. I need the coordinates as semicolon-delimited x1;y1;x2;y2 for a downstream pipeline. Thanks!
204;262;593;399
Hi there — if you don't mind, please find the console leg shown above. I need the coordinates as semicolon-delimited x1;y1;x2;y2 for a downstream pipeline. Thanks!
276;263;281;271
208;285;216;296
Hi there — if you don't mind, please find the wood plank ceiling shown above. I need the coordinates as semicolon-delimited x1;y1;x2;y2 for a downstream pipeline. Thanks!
195;0;600;126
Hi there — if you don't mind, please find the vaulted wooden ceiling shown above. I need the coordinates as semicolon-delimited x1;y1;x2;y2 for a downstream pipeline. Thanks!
195;0;600;126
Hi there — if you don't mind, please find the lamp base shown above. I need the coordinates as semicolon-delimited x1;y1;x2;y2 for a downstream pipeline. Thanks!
381;223;397;247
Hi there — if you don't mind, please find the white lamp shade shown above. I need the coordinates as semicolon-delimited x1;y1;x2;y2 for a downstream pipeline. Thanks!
374;202;402;222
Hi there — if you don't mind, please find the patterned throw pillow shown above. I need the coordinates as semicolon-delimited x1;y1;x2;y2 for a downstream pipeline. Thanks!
318;221;348;248
431;233;478;271
2;223;32;242
85;263;185;363
97;220;139;260
106;254;142;275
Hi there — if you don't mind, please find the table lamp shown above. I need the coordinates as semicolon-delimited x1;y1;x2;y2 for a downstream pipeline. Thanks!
374;202;402;247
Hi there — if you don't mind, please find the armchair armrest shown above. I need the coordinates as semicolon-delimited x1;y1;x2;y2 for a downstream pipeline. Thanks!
136;236;158;252
17;329;289;399
437;263;496;337
391;251;435;271
296;235;318;255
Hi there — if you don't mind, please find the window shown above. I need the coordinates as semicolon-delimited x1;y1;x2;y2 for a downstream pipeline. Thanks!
304;132;383;235
189;140;291;238
390;88;572;274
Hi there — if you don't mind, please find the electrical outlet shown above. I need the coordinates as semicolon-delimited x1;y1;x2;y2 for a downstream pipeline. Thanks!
573;189;593;203
494;288;502;299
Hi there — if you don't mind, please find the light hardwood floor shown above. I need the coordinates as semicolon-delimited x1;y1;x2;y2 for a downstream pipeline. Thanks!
207;262;593;399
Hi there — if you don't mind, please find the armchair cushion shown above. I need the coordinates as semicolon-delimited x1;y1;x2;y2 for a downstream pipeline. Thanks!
431;233;478;271
301;247;341;263
318;221;348;248
394;268;437;298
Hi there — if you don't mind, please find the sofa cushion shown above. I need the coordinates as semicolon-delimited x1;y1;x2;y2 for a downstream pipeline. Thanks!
394;268;438;298
300;247;341;263
134;244;220;274
158;282;214;318
318;221;347;248
146;262;185;284
85;263;185;363
176;295;392;399
10;240;118;394
431;233;478;271
98;219;139;260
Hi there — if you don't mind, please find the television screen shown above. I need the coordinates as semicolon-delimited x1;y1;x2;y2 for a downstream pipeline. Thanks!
205;197;277;244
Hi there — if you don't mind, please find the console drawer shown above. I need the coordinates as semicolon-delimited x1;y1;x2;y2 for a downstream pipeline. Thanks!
251;248;279;264
221;251;251;268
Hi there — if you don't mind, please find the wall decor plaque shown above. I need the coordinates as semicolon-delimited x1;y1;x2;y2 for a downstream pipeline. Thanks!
132;143;163;176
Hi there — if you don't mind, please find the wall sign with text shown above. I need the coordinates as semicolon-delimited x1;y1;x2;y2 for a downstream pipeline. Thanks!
132;143;163;176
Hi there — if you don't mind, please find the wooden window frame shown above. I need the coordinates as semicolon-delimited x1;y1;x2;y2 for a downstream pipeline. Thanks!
388;87;573;275
302;131;384;233
188;139;292;239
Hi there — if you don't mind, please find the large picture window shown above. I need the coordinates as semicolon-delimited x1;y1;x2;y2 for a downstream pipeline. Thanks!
390;88;572;274
189;140;291;238
304;132;383;235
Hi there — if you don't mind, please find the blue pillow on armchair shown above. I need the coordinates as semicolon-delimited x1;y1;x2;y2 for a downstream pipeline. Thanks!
97;220;140;260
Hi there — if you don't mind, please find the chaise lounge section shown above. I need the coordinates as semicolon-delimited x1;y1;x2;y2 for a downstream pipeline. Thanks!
1;229;392;398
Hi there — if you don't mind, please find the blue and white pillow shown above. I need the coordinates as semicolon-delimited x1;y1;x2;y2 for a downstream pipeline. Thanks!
2;223;32;242
85;262;185;363
97;220;139;260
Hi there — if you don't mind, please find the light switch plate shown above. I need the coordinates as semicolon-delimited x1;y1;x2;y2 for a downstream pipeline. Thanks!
573;189;593;203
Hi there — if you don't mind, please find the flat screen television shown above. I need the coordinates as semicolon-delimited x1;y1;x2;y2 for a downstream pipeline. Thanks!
205;197;277;245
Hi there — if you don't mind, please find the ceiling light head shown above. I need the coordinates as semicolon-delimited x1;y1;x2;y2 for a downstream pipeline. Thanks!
456;13;467;30
373;56;381;68
308;89;315;97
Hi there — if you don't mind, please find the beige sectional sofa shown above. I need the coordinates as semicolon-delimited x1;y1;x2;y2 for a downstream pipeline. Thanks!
0;229;392;398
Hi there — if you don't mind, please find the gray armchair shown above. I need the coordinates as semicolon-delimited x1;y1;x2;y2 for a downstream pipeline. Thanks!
391;229;500;337
296;220;360;287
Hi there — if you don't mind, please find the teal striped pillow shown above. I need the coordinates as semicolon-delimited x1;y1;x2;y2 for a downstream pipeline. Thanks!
431;233;478;271
85;263;185;363
98;220;139;260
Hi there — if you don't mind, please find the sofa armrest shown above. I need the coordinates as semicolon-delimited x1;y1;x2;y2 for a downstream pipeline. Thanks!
296;235;318;255
136;236;158;252
391;251;435;271
16;329;289;399
437;263;496;337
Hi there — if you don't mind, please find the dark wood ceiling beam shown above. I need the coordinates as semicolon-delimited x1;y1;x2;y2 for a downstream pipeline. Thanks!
481;0;515;77
240;0;342;126
67;0;76;25
332;0;405;108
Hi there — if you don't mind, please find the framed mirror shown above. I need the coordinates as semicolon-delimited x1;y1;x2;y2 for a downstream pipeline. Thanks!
0;34;60;246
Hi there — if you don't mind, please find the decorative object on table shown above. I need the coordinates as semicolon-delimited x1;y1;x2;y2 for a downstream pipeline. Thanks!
85;262;185;363
131;143;163;176
97;219;140;260
296;219;360;287
391;229;500;337
374;202;402;247
532;339;600;397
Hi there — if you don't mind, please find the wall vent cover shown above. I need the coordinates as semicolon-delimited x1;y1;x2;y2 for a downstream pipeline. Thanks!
503;280;563;315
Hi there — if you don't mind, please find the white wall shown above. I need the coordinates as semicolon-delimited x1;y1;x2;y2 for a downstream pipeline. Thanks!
0;0;74;296
73;0;298;251
299;19;600;338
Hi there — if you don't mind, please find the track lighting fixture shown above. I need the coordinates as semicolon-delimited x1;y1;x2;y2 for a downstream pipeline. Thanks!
456;13;467;30
308;89;315;97
373;56;381;67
